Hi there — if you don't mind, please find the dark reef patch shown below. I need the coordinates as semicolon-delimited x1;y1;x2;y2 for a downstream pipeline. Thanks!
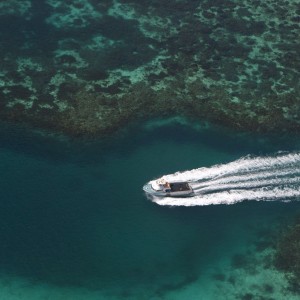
275;215;300;292
99;15;139;41
6;85;32;99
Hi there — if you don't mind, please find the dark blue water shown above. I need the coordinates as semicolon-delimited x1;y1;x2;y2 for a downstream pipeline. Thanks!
1;0;299;298
0;121;300;299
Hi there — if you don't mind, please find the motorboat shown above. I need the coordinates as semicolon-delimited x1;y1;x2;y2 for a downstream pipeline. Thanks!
143;178;194;197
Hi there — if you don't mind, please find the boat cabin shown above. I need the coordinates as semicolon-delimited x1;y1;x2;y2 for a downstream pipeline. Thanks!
154;178;192;193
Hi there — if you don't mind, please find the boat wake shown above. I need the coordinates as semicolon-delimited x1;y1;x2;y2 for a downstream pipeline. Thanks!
151;152;300;206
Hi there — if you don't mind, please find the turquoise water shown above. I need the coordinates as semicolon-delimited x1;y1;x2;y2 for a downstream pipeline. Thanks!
1;0;299;298
1;122;300;299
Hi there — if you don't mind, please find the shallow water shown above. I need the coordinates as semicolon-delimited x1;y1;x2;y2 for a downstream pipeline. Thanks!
1;0;299;298
0;122;300;299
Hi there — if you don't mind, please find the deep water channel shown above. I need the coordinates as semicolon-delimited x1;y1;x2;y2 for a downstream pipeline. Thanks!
0;121;300;299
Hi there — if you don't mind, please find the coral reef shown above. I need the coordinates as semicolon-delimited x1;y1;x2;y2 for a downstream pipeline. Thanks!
0;0;299;136
203;223;300;300
275;216;300;293
0;1;32;18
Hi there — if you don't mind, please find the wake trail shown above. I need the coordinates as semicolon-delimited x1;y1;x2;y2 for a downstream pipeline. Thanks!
149;152;300;206
191;167;300;190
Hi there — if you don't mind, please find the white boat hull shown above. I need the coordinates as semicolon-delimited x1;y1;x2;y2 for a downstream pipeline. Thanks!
143;182;194;198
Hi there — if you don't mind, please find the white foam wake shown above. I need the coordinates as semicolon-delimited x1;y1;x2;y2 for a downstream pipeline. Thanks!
149;152;300;206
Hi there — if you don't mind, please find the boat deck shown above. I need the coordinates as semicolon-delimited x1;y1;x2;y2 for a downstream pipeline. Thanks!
170;182;191;192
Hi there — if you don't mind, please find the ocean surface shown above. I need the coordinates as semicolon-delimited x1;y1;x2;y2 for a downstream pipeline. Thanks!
0;0;299;298
1;121;300;299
